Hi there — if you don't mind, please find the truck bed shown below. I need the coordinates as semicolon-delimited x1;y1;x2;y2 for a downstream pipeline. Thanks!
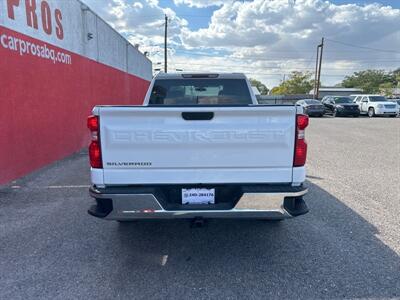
94;105;297;185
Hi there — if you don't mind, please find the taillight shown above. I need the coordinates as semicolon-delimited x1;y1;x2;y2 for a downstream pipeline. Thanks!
89;141;102;168
87;115;102;168
294;114;309;167
87;115;99;131
297;114;309;130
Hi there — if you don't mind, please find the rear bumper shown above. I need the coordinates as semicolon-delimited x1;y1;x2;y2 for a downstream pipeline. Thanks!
88;184;308;220
304;109;324;116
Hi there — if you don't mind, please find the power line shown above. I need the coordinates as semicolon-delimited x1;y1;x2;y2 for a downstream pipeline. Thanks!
167;50;400;62
176;14;214;18
167;66;353;77
155;46;400;54
174;48;400;55
147;45;400;60
170;60;362;77
325;38;400;54
127;13;214;19
170;62;398;71
171;50;320;61
154;53;400;71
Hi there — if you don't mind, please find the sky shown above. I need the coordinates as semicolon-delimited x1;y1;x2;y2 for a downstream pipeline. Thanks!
81;0;400;88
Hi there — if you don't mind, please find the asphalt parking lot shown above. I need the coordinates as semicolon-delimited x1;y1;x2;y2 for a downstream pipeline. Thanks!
1;116;399;299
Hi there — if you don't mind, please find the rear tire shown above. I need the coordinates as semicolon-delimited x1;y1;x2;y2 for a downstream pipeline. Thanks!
368;107;375;117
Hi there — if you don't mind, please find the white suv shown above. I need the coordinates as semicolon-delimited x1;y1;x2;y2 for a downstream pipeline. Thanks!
351;94;398;117
391;99;400;116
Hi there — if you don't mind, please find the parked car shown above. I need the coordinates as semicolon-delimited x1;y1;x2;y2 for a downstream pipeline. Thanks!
296;99;325;117
86;73;309;222
391;99;400;116
351;94;398;117
321;96;360;117
348;95;357;102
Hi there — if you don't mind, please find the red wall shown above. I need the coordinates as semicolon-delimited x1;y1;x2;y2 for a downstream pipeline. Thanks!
0;26;150;184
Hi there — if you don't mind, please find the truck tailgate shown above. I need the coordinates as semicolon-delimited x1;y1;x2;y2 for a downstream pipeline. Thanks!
98;106;296;184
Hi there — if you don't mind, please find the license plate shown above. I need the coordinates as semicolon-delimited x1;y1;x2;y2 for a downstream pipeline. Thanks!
182;188;215;205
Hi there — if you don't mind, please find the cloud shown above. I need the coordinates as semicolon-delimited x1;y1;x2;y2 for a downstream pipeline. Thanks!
181;0;400;52
173;0;229;8
81;0;186;53
179;0;400;86
81;0;400;87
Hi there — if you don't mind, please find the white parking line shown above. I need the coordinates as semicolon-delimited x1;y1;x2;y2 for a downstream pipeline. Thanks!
46;185;91;189
9;185;91;190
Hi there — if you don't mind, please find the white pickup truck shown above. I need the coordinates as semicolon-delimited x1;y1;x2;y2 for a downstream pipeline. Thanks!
87;73;309;222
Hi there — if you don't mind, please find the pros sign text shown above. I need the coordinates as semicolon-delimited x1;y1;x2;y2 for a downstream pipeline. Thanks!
7;0;64;40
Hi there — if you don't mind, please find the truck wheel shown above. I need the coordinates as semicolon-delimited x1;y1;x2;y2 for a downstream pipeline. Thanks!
368;107;375;117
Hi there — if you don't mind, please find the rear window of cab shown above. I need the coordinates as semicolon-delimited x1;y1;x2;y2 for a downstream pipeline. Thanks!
149;79;253;105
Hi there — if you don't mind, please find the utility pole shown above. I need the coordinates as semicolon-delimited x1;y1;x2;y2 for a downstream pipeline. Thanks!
316;37;324;99
164;14;168;73
313;45;320;99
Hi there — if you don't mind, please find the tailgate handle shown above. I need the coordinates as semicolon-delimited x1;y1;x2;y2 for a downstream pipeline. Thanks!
182;112;214;120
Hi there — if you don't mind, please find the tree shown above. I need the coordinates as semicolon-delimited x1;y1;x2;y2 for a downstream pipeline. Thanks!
379;82;394;97
270;71;314;95
270;85;285;95
341;69;396;94
393;68;400;87
249;78;269;95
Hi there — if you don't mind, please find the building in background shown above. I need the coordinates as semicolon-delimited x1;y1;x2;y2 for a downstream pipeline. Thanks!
258;94;309;104
309;87;363;98
0;0;152;184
